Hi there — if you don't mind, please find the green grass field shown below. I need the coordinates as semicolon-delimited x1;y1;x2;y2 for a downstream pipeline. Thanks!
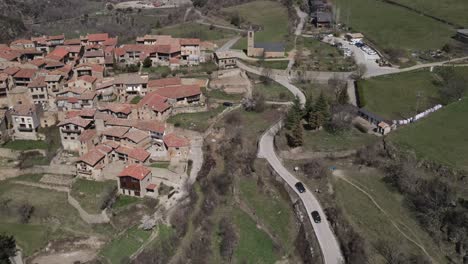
358;69;441;120
70;179;117;214
239;176;296;249
0;223;49;256
301;129;378;152
332;0;456;52
392;0;468;27
244;60;290;70
202;87;244;101
254;81;294;102
334;168;447;263
295;37;356;72
150;161;170;169
233;208;279;263
223;1;290;50
167;105;227;132
2;140;48;151
100;226;151;264
390;98;468;170
154;23;235;43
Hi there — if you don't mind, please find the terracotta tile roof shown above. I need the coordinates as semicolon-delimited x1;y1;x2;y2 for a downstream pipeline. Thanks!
64;39;81;45
96;79;114;90
45;60;65;68
103;37;118;46
124;129;149;143
79;144;112;166
154;85;201;99
58;116;92;128
0;73;8;82
11;39;34;46
0;50;21;61
102;140;120;149
114;48;125;57
87;33;109;42
135;120;165;134
179;38;200;46
46;47;69;61
84;50;104;58
155;44;180;54
78;75;97;84
58;45;82;53
101;126;130;138
79;108;97;117
12;104;38;116
122;44;158;53
116;145;150;162
94;111;114;122
99;103;133;115
138;92;171;113
67;97;79;103
17;48;42;55
44;74;62;82
29;59;47;67
148;77;181;88
28;76;47;88
163;133;190;148
14;68;37;79
79;129;97;142
146;183;157;190
47;34;65;41
78;91;97;100
118;164;151;180
76;63;104;73
3;67;20;76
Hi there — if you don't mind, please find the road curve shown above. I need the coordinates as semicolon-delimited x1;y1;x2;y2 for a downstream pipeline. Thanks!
258;121;344;264
240;60;343;263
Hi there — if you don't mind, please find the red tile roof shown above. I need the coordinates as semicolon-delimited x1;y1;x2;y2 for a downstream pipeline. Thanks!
29;59;47;67
79;129;97;142
78;75;97;84
116;146;150;162
28;76;47;88
87;33;109;42
46;47;69;61
138;92;171;113
11;39;34;46
76;63;104;73
79;144;112;166
3;67;20;76
124;129;149;143
103;37;118;46
101;126;130;138
14;68;37;79
118;164;151;180
135;120;165;134
180;38;200;46
58;116;92;128
146;183;157;190
154;85;201;100
163;133;190;148
47;34;65;41
64;39;81;45
99;103;133;115
148;77;181;88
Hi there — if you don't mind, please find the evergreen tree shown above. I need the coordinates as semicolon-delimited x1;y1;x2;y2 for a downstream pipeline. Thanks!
304;94;314;119
285;96;303;129
0;234;16;263
142;57;152;68
309;92;330;129
337;87;349;105
288;121;304;147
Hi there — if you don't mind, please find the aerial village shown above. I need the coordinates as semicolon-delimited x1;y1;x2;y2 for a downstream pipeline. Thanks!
0;32;211;199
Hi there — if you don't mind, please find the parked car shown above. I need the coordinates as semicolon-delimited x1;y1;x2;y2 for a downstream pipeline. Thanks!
223;102;233;107
295;182;306;193
311;211;321;223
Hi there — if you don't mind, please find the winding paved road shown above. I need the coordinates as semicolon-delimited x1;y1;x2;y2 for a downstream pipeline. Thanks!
239;56;343;263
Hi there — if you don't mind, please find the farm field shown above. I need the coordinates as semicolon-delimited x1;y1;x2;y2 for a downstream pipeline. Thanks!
332;0;456;52
391;0;468;27
167;105;227;132
70;179;117;214
254;81;294;102
358;69;441;120
222;0;290;50
295;37;356;72
334;167;447;263
153;23;236;45
390;98;468;170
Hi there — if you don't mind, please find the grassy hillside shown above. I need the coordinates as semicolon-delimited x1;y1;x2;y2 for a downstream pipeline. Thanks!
332;0;456;52
390;98;468;170
392;0;468;27
222;0;290;50
358;69;441;120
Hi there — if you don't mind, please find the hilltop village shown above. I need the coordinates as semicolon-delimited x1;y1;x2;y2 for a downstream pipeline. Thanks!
0;32;210;198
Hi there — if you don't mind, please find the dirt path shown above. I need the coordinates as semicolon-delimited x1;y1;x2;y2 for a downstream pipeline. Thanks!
332;170;436;263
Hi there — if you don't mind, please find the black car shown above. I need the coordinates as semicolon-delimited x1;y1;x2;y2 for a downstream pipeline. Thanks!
311;211;321;223
223;102;233;107
295;182;306;193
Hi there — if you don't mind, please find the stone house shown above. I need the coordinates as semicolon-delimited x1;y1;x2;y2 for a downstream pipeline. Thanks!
10;103;43;140
57;116;93;152
117;164;153;197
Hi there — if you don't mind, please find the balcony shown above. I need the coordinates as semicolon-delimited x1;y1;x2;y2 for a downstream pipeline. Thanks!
18;127;34;132
61;128;82;134
77;169;92;175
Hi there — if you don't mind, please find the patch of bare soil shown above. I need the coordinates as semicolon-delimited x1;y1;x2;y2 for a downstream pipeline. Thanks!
30;236;105;264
